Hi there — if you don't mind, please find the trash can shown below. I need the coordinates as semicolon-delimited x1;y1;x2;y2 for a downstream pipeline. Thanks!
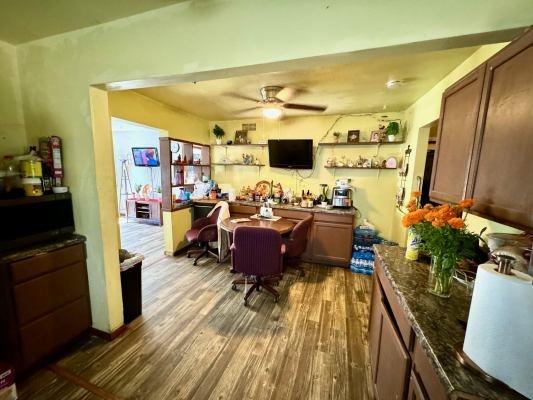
119;251;145;324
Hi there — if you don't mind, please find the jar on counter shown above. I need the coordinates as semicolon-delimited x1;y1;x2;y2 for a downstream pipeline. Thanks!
22;178;43;196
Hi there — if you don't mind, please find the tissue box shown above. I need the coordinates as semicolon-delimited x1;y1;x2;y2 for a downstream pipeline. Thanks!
0;363;16;400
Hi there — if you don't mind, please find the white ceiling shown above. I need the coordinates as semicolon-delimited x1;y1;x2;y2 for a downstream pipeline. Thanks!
0;0;186;44
136;46;480;121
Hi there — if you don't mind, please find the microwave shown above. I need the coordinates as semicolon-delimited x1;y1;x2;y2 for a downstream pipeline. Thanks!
0;193;75;253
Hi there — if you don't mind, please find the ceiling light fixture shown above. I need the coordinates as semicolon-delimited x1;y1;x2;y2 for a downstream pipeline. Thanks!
385;79;404;89
262;107;282;119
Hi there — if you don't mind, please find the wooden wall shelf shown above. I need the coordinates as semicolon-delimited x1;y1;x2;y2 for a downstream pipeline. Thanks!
324;166;397;170
211;144;268;147
212;163;265;167
319;141;404;146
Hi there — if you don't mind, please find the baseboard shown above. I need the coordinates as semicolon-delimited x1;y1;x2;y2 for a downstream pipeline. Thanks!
90;325;127;341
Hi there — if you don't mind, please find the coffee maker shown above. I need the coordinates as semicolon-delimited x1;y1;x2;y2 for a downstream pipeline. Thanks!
332;178;353;208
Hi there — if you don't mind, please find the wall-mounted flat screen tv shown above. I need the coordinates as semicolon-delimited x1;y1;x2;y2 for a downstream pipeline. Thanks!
132;147;160;167
268;139;313;169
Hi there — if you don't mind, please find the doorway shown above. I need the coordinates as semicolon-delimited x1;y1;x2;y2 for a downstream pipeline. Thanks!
111;117;164;259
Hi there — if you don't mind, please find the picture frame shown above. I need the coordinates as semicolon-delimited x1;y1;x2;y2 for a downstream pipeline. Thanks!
370;130;383;142
347;130;360;143
235;130;248;144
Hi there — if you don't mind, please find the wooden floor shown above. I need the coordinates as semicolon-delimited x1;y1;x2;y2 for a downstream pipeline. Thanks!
18;219;374;400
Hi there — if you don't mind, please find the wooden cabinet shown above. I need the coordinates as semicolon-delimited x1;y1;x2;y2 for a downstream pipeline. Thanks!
370;272;411;400
467;29;533;230
126;199;162;226
430;29;533;230
370;258;450;400
430;65;486;204
0;240;92;374
408;372;428;400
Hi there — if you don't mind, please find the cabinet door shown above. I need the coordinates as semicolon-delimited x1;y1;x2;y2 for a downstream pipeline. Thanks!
467;29;533;230
311;221;352;266
369;275;384;382
407;371;428;400
429;64;486;204
374;301;410;400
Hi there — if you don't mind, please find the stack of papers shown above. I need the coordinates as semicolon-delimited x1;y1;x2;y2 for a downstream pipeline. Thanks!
250;214;282;221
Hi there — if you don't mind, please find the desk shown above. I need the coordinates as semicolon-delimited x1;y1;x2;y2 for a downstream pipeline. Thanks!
220;214;295;235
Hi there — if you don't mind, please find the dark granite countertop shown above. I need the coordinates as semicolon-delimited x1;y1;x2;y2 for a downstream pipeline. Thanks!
373;245;526;400
0;234;86;264
192;199;357;216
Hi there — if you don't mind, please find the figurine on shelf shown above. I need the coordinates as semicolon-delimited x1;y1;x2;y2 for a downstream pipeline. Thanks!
273;182;283;199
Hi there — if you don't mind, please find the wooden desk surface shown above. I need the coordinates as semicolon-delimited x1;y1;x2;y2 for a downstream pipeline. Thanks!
220;214;295;235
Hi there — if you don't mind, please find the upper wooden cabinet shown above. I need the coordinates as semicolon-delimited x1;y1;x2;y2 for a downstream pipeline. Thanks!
467;29;533;230
430;29;533;230
430;65;486;204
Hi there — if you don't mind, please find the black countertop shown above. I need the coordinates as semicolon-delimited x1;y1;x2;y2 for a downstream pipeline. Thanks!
192;199;357;216
373;245;526;400
0;234;86;263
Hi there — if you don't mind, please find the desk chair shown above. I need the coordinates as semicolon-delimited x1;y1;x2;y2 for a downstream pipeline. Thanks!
185;206;221;265
230;226;285;306
283;216;313;275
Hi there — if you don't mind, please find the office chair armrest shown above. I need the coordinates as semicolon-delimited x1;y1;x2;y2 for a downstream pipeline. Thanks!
197;223;218;243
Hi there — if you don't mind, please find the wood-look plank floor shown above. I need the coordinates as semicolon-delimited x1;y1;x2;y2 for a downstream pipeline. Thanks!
17;219;374;400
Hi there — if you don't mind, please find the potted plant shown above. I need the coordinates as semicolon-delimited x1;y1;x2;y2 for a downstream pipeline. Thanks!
332;132;341;143
402;193;479;298
385;121;400;142
213;124;225;145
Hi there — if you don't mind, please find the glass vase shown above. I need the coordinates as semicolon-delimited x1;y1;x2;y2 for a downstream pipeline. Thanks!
427;255;456;298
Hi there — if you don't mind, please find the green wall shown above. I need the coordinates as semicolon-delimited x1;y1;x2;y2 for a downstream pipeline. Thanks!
0;40;26;157
12;0;533;331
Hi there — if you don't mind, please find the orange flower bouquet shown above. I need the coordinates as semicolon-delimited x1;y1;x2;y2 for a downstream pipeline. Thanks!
402;193;479;298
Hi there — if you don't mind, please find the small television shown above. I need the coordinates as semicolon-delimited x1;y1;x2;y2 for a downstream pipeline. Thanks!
268;139;313;169
132;147;160;167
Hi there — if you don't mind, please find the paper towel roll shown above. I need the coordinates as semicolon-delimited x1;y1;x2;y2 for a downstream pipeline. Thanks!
464;264;533;398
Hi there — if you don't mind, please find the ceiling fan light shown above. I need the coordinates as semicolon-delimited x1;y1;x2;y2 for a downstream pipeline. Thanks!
262;107;282;119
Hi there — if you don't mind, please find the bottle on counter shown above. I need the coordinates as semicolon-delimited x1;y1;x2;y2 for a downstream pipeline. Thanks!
405;227;421;261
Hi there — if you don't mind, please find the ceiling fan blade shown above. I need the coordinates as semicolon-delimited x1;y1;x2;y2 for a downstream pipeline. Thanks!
282;103;327;112
223;92;261;103
234;106;262;114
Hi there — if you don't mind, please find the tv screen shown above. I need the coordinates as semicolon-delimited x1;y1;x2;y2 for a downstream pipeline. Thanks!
132;147;160;167
268;139;313;169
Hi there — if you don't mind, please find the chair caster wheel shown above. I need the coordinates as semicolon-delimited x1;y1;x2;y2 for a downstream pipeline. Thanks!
231;283;237;291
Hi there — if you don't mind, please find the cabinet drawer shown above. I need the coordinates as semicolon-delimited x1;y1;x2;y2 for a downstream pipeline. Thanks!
413;338;447;400
19;296;91;369
229;204;256;215
375;258;414;350
272;209;311;220
10;244;85;283
314;212;354;224
14;262;88;326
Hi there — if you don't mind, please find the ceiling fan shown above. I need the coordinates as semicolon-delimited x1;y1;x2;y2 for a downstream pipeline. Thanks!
226;86;327;119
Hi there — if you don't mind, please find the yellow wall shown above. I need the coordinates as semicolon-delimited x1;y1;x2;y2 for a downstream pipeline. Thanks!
108;91;209;143
0;40;26;157
163;208;192;255
397;43;523;243
13;0;532;330
210;113;404;239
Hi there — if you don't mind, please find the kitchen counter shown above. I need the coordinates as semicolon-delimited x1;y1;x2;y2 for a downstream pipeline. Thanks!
192;198;357;216
373;244;525;400
0;234;86;263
